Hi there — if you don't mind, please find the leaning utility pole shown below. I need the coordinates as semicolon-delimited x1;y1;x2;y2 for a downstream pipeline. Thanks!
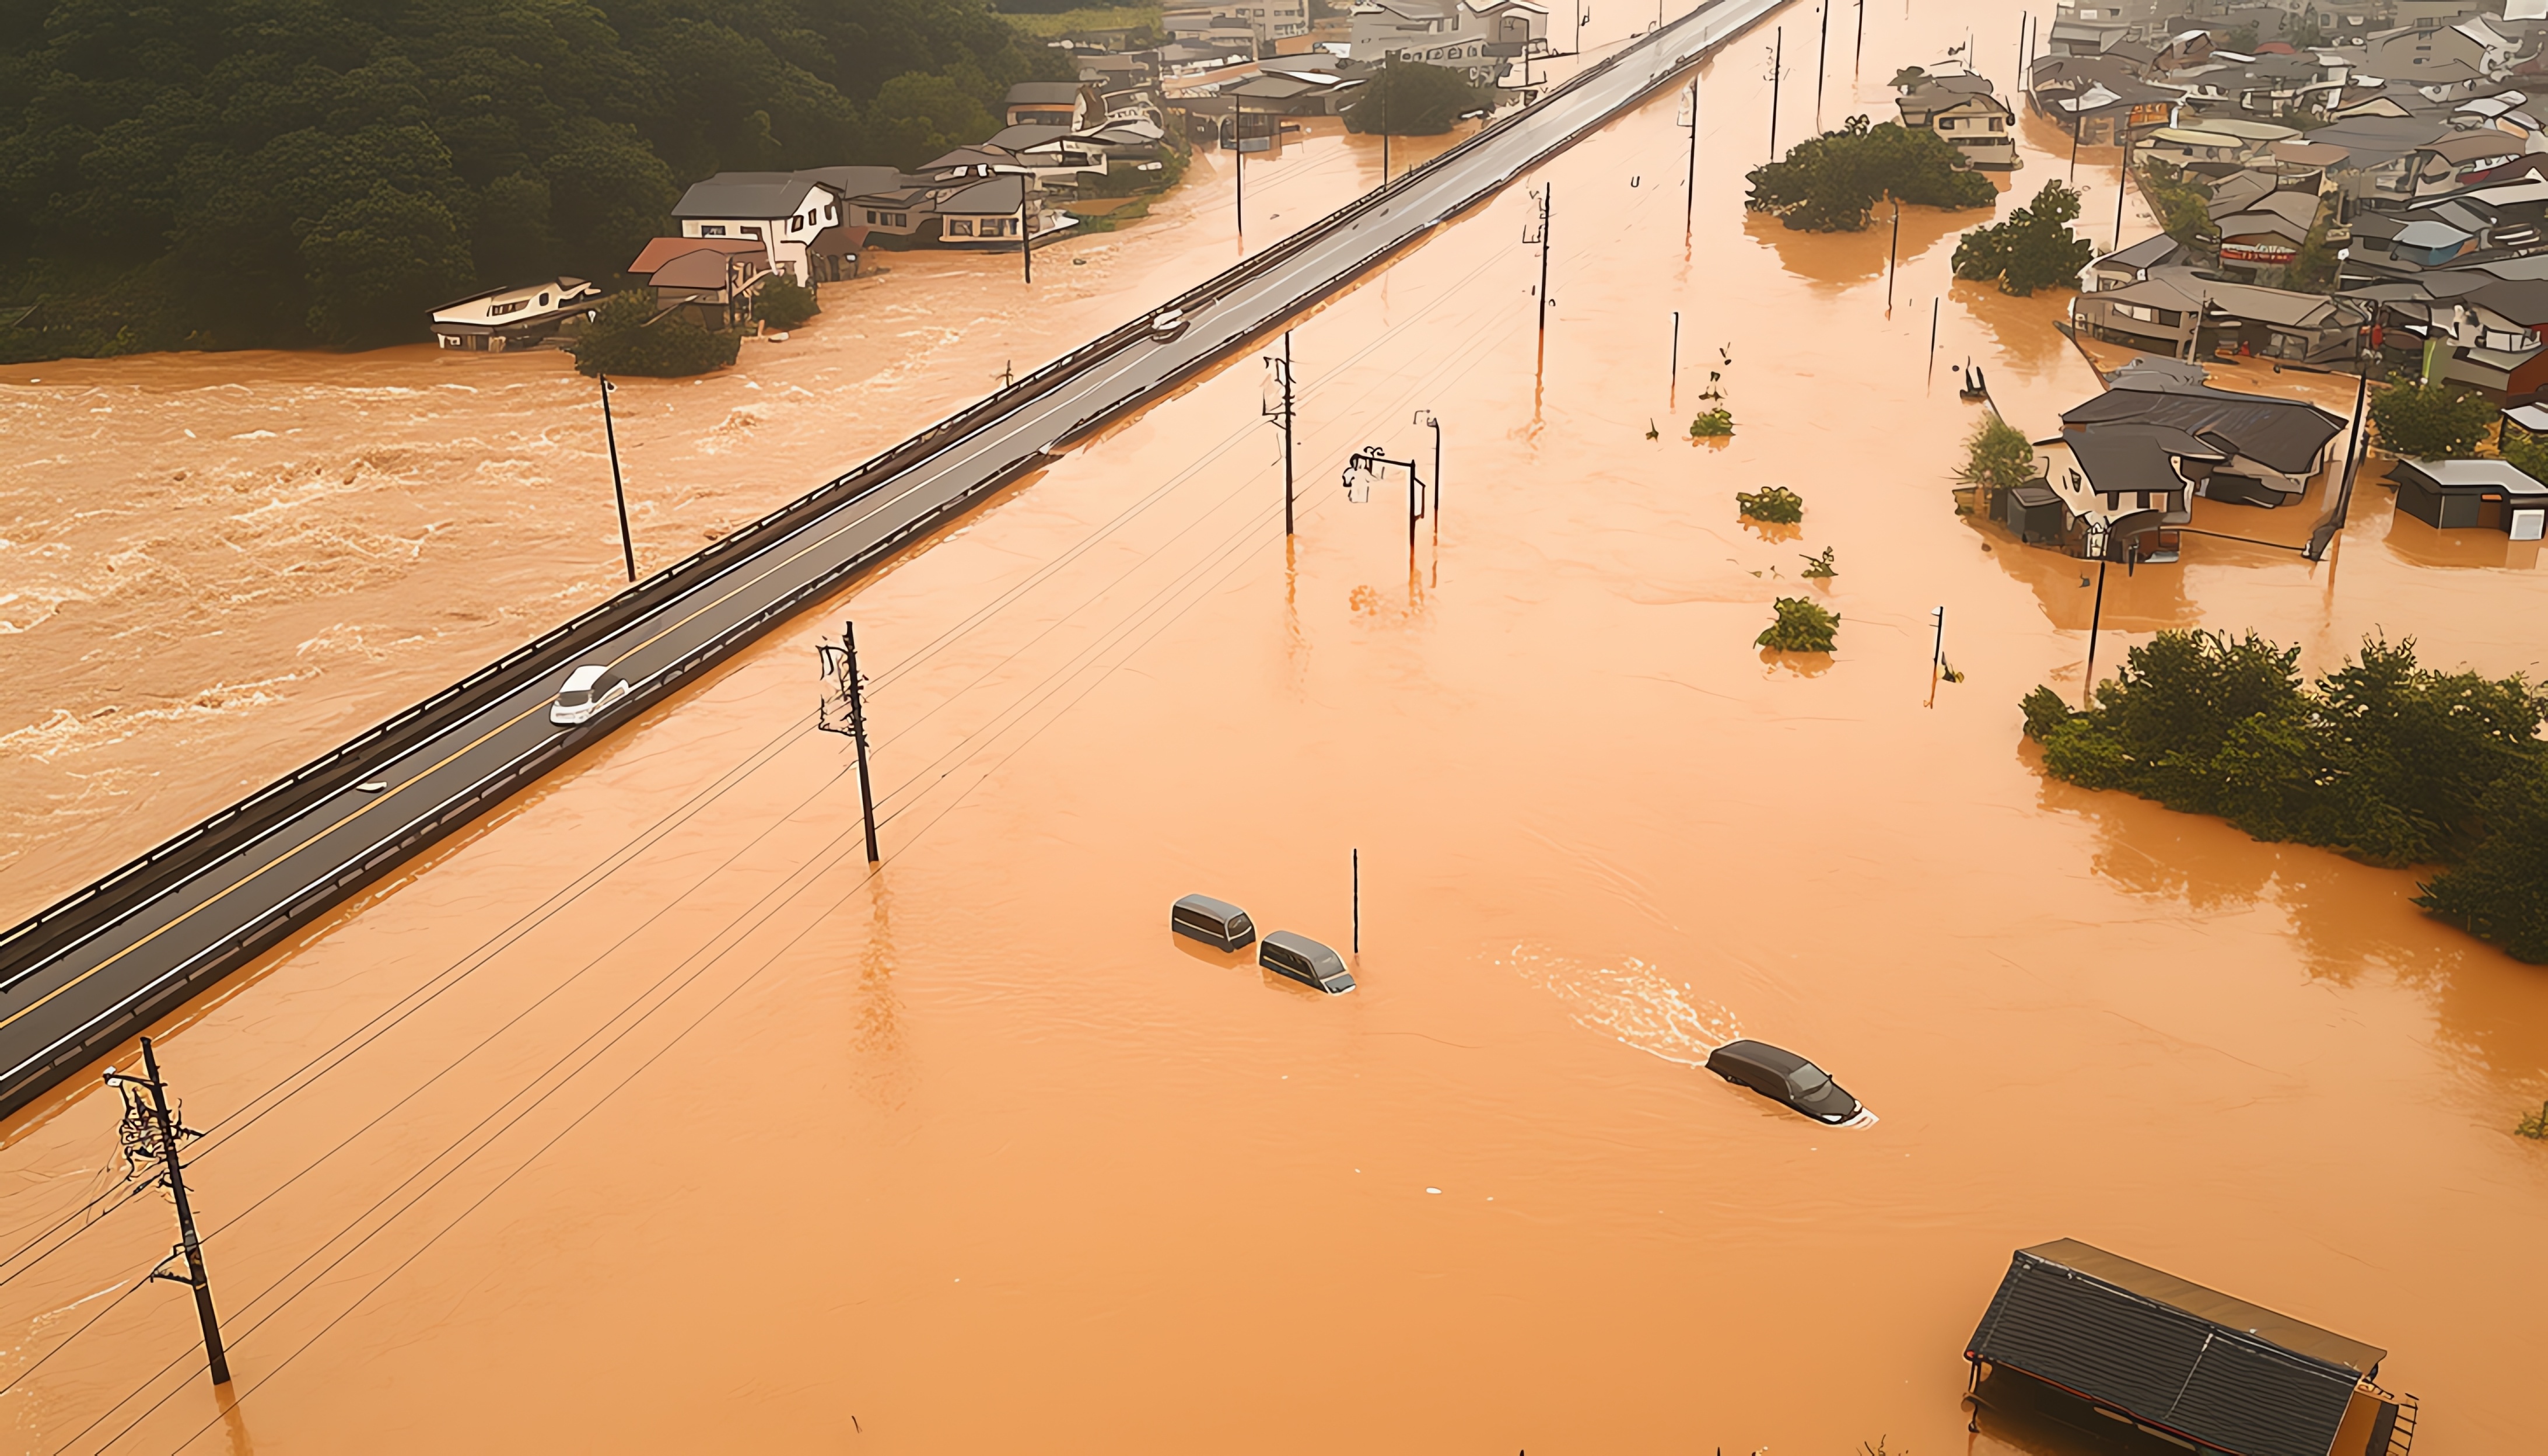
1815;0;1829;124
1019;194;1032;284
820;623;881;860
1767;27;1784;160
845;623;879;862
597;373;636;583
1234;93;1247;236
105;1041;230;1388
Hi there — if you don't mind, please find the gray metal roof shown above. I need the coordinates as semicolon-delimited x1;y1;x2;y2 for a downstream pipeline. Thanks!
671;172;824;219
1967;1240;2382;1456
2066;364;2347;473
2393;457;2548;495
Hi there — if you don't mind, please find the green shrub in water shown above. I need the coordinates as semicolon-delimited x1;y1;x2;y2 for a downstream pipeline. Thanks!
1737;485;1803;523
1757;596;1839;653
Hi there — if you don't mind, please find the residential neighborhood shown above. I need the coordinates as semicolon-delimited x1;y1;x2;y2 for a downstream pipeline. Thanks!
1971;0;2548;562
412;1;1559;354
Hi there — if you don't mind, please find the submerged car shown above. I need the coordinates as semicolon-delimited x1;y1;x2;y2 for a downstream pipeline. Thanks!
1258;930;1354;995
549;663;632;726
1705;1039;1861;1124
1171;893;1255;951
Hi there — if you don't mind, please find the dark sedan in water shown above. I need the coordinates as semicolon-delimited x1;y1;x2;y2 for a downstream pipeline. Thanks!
1705;1040;1861;1124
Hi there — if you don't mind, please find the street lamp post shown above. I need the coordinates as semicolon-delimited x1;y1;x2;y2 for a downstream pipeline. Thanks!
1412;409;1441;526
1341;444;1428;550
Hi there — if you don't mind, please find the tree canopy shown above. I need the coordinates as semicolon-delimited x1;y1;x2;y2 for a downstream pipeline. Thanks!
1742;114;1996;232
2370;373;2498;459
1342;61;1493;137
2020;630;2548;961
1951;180;2094;296
0;0;1068;356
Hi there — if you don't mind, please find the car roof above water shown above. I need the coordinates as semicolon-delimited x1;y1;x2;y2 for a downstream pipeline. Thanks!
1712;1038;1811;1076
1173;892;1248;924
1261;929;1342;968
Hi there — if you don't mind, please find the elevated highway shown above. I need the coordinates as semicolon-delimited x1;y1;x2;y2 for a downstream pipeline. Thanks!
0;0;1790;1122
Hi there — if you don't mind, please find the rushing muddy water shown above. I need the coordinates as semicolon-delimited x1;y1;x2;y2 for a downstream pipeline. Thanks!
5;2;2548;1453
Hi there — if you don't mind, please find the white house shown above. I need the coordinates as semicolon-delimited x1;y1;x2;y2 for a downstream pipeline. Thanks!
429;276;598;352
669;173;846;281
1350;0;1547;83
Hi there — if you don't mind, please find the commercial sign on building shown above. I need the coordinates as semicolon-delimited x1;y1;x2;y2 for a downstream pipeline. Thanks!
2220;241;2298;263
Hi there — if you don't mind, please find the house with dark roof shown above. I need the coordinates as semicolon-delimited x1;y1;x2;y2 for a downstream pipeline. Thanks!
671;172;860;282
1005;81;1108;130
2059;355;2350;507
1965;1238;2411;1456
2076;267;2367;363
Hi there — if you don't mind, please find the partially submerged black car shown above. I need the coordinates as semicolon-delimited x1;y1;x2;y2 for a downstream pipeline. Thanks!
1705;1039;1861;1124
1258;930;1354;995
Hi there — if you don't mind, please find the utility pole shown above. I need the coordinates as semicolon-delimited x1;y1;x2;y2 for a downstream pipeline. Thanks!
2081;548;2109;710
104;1040;230;1388
1929;296;1940;373
1235;93;1246;237
817;622;883;862
1264;331;1298;536
1525;183;1554;336
1767;27;1784;160
1019;193;1032;284
598;373;636;583
1887;201;1902;309
2115;146;2129;249
847;623;879;862
1856;0;1866;69
1381;58;1391;190
1681;77;1699;237
1815;1;1829;125
2311;327;2377;561
1352;848;1360;954
2069;113;2080;183
1670;310;1682;400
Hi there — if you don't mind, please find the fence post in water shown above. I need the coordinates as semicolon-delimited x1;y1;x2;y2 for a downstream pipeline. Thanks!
1352;848;1360;954
1929;297;1940;374
846;621;880;863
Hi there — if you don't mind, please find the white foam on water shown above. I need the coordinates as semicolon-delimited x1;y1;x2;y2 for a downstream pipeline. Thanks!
1499;942;1741;1068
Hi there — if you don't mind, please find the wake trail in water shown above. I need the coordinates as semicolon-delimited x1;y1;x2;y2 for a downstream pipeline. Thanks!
1500;942;1742;1068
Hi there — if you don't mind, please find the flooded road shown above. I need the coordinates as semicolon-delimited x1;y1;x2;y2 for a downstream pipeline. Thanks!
5;2;2548;1453
0;117;1472;926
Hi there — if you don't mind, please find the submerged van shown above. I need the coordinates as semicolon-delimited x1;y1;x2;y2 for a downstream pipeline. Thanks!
550;664;631;726
1258;931;1354;995
1171;894;1255;951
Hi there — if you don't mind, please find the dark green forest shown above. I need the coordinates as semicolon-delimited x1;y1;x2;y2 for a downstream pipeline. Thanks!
0;0;1070;355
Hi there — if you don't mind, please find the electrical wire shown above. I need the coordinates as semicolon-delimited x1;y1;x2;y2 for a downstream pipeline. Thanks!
27;103;1576;1443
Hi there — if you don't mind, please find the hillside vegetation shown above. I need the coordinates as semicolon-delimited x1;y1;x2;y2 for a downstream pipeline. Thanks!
0;0;1069;356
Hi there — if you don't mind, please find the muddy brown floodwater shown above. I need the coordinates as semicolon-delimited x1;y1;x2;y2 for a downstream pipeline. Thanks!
6;2;2548;1453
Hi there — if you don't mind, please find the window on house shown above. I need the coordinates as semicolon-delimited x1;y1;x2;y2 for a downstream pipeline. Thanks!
827;204;838;222
743;225;762;238
948;218;976;236
538;292;550;307
488;299;528;316
701;225;727;236
866;209;878;223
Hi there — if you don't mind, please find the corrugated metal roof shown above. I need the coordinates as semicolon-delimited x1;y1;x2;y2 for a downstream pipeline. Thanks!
1967;1241;2382;1456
